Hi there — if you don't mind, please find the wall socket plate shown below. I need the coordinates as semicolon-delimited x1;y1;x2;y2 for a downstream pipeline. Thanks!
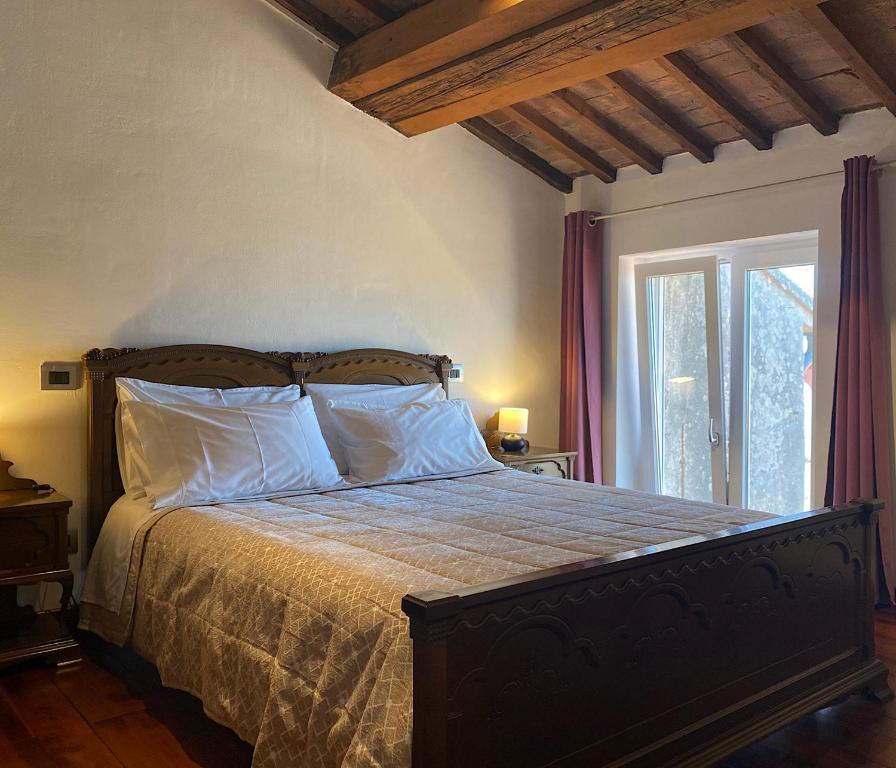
41;361;82;390
448;363;464;383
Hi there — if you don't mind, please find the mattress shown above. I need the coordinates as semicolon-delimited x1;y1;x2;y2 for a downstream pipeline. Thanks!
79;469;778;768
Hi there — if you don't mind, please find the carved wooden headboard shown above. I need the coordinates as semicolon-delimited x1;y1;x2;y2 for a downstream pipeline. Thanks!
83;344;452;554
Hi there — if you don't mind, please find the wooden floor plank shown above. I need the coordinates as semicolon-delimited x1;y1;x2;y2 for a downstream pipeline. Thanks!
51;659;146;725
92;711;202;768
0;689;59;768
0;668;122;768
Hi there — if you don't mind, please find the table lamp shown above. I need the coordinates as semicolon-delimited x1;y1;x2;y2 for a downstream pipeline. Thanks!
498;407;529;453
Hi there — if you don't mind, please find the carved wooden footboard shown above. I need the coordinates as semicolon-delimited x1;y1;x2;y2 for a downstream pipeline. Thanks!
403;499;891;768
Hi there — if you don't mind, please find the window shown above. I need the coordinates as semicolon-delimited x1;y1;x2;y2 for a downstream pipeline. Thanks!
634;235;817;513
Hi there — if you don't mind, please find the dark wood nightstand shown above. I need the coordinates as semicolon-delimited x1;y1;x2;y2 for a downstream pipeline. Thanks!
490;446;578;479
0;490;80;668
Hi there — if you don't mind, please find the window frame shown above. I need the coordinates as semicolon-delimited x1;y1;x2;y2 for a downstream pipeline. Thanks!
726;242;818;510
634;256;727;504
629;232;818;510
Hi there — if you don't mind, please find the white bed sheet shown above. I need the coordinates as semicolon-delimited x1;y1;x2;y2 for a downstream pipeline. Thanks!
81;494;161;614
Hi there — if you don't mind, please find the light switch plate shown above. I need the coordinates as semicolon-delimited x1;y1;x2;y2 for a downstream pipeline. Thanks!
448;363;464;383
41;361;82;390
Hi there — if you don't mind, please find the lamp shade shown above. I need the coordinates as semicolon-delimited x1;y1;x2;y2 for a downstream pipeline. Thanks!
498;407;528;435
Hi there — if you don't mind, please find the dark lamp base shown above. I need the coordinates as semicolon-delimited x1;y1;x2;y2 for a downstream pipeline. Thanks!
500;435;529;453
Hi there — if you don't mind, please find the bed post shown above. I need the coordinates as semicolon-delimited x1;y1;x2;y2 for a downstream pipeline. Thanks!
83;351;117;557
402;591;461;768
857;499;894;702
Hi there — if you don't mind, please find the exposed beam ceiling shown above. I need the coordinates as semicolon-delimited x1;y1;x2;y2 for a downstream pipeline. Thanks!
800;2;896;118
659;51;774;151
549;89;664;175
504;104;618;183
329;0;593;101
461;117;574;192
725;28;840;135
596;72;716;164
375;0;826;136
341;0;397;27
272;0;895;192
272;0;354;46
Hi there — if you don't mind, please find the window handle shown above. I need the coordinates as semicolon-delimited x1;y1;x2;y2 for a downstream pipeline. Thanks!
708;417;721;448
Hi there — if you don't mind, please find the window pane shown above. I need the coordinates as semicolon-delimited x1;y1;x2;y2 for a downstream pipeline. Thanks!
745;265;814;514
647;272;713;502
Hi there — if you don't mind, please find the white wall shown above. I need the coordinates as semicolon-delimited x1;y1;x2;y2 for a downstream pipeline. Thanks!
0;0;565;587
572;109;896;509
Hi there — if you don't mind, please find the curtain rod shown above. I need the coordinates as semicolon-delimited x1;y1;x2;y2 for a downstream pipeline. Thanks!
587;158;896;225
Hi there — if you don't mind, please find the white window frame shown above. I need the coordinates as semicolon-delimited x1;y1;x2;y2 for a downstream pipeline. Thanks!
630;232;818;509
634;256;727;504
726;239;818;510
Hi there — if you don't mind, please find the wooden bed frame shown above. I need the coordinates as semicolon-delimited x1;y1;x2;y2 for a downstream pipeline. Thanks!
83;344;892;768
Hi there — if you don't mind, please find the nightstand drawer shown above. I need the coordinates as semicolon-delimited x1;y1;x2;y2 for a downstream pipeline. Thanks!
515;459;568;478
0;514;63;573
489;446;577;480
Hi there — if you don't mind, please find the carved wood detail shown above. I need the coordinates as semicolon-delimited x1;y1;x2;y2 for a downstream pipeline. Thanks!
404;501;887;767
0;456;35;492
83;344;450;554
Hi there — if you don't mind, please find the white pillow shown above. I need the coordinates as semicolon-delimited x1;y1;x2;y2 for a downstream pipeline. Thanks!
116;378;303;499
120;398;342;509
327;399;503;483
304;382;446;475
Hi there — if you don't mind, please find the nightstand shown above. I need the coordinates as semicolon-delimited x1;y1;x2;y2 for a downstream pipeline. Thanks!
490;446;578;479
0;490;80;668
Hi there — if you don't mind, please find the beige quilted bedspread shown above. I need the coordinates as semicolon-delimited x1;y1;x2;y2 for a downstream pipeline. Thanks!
80;470;777;768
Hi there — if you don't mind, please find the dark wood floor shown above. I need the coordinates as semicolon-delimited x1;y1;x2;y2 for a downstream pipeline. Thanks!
0;632;253;767
3;614;896;767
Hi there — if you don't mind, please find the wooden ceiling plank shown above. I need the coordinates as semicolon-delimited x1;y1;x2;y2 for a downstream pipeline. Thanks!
391;0;825;136
337;0;397;31
597;72;716;164
329;0;593;101
725;28;839;135
269;0;355;47
800;3;896;117
550;89;664;174
505;103;618;182
461;117;575;192
659;51;774;150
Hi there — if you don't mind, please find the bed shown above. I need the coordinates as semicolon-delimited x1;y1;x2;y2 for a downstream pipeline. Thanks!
79;344;891;768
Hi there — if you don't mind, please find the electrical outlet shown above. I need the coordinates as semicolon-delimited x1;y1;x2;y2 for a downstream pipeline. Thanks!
448;363;464;383
41;361;82;390
67;528;79;555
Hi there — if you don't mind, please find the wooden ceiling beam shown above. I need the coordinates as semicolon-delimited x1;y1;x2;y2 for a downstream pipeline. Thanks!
725;28;839;135
659;51;774;150
269;0;354;47
329;0;593;101
549;90;663;174
800;2;896;118
336;0;397;31
504;103;618;183
388;0;825;136
597;73;715;164
461;118;574;193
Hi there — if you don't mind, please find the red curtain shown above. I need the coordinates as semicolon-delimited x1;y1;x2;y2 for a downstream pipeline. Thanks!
825;155;894;602
560;211;603;483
